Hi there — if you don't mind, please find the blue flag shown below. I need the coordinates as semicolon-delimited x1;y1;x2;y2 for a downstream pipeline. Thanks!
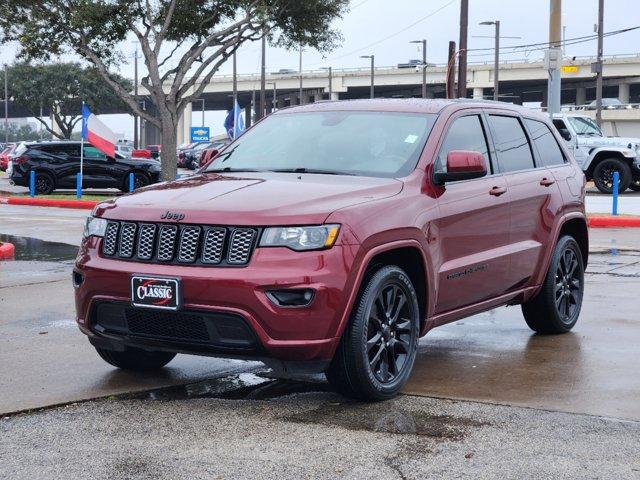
224;100;245;140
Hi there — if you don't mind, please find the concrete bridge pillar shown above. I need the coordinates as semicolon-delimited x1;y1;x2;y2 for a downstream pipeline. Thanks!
472;87;484;99
330;92;340;101
180;102;193;143
618;83;630;104
575;87;586;106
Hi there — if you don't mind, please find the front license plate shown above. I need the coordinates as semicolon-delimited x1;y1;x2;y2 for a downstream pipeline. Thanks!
131;276;180;310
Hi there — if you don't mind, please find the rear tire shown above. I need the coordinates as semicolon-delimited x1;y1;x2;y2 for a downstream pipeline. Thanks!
521;236;584;334
326;265;420;401
95;346;176;370
592;158;632;194
34;171;55;195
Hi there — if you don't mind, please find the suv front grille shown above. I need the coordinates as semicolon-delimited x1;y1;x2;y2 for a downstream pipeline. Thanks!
101;221;258;266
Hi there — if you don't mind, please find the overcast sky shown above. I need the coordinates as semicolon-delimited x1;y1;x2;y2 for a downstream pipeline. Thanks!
3;0;639;138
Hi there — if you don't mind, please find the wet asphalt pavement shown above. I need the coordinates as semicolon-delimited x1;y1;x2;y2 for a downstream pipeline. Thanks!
1;204;640;478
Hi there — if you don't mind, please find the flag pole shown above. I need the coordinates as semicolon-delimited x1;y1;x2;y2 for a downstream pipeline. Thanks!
78;101;84;199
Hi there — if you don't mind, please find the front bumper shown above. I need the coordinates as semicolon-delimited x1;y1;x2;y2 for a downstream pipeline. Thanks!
74;236;360;367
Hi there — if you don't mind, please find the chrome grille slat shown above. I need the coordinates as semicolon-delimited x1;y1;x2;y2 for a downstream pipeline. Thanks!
137;224;157;260
118;223;137;258
228;229;256;265
103;222;119;256
202;228;226;264
157;225;178;261
178;226;201;263
101;221;256;266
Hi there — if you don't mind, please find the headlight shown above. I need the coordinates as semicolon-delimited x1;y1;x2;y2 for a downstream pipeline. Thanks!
259;225;340;251
83;216;108;238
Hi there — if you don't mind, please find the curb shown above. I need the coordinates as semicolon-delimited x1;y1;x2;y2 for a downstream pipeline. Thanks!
0;196;99;210
0;242;15;260
588;216;640;228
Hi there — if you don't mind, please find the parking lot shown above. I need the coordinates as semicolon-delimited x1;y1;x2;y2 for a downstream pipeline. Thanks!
1;202;640;478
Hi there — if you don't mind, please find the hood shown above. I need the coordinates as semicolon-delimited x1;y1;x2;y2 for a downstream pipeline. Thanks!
94;172;404;225
579;135;640;149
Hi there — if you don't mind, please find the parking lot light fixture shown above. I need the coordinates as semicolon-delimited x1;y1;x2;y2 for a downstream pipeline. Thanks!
480;20;500;101
360;55;375;99
410;40;427;98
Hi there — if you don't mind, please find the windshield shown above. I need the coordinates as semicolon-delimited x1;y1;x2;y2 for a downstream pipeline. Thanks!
205;111;437;177
567;116;602;136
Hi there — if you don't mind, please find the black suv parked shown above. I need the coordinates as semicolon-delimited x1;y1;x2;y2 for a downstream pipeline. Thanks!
9;141;161;194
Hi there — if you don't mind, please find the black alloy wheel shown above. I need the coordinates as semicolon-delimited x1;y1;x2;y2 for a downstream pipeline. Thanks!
367;283;414;383
35;172;55;195
522;235;584;334
326;265;420;401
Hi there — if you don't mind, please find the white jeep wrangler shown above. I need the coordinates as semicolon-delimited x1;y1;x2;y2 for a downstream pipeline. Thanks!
552;114;640;194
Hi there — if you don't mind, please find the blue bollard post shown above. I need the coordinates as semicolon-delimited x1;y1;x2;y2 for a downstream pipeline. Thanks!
76;172;82;199
29;170;35;198
612;171;619;216
129;172;135;192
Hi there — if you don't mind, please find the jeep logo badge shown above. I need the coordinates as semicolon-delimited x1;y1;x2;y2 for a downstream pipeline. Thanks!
160;211;186;222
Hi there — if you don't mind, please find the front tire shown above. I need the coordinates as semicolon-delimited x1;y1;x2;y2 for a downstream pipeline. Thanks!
95;346;176;370
326;265;420;401
592;158;632;194
521;236;584;334
630;173;640;192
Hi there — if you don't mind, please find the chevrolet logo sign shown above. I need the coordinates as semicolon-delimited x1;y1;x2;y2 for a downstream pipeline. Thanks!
193;129;207;136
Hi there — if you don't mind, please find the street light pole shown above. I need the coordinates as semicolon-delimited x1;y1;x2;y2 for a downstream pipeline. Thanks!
3;64;8;144
200;99;205;127
259;34;266;120
480;21;500;101
410;40;427;98
360;55;375;99
595;0;604;127
547;0;562;115
299;47;303;105
133;45;139;148
232;51;238;109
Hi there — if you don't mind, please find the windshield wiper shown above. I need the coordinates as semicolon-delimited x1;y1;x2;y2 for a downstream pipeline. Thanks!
207;167;263;173
269;168;356;176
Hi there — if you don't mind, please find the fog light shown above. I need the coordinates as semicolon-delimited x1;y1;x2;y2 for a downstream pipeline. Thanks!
266;289;315;307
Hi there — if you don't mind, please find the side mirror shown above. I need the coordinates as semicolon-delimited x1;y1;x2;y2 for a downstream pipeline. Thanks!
434;150;487;185
559;128;572;141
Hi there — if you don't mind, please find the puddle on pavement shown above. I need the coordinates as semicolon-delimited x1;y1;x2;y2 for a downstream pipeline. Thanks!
0;234;78;262
284;404;489;440
132;372;486;440
133;372;332;402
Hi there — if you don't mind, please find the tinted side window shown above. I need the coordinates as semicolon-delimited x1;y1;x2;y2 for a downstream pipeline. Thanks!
84;146;107;160
488;115;535;172
436;115;490;173
552;119;567;130
524;119;566;167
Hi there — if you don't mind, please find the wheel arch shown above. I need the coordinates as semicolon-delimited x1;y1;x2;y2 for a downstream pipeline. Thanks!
342;240;431;338
586;150;631;177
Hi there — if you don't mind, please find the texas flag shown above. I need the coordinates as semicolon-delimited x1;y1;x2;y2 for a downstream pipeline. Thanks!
82;103;118;158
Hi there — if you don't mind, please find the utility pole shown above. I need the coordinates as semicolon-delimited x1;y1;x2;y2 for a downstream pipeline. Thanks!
3;64;8;144
446;41;457;99
232;51;238;109
457;0;469;98
546;0;562;115
133;44;139;148
299;47;303;105
595;0;604;127
258;34;266;120
480;21;500;101
360;55;375;98
411;40;427;98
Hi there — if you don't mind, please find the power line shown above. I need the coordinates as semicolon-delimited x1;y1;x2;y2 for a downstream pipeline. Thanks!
309;0;457;65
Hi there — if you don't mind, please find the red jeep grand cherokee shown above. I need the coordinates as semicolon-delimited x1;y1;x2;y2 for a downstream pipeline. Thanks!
74;99;588;400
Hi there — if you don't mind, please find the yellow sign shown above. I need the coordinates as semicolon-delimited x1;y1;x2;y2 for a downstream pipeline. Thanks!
561;65;579;74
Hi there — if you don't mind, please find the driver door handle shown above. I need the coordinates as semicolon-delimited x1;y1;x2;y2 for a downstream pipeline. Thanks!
540;177;556;187
489;186;507;196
